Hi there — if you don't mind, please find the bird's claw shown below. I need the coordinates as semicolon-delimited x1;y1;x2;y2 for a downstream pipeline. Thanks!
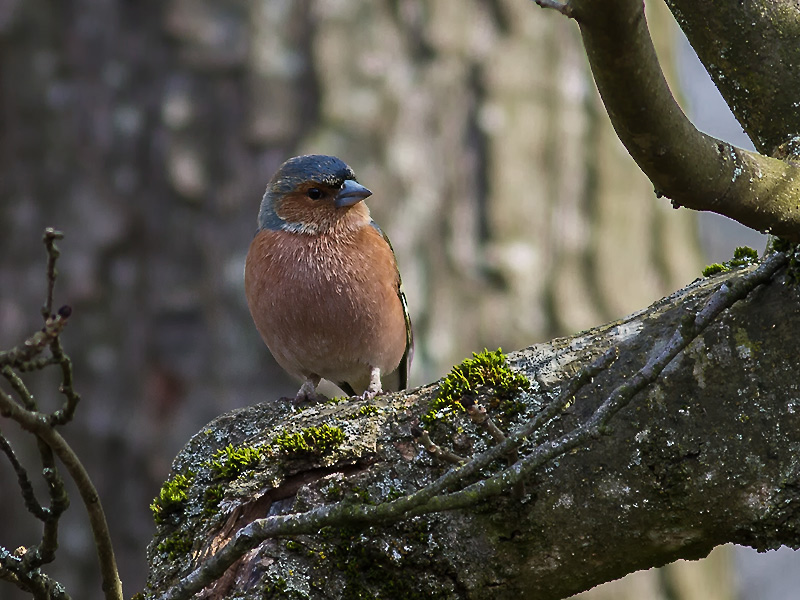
361;366;382;400
294;377;322;405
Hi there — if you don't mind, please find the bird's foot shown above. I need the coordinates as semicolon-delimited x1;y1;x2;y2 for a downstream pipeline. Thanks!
293;376;321;405
361;366;383;400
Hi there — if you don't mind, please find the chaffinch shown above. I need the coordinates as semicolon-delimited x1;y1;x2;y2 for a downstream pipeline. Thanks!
244;155;413;402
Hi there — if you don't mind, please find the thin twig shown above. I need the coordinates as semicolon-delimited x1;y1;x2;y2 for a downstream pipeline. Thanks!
0;431;48;520
0;230;122;600
0;312;69;370
41;228;63;321
0;390;123;600
466;402;507;444
2;365;37;410
0;553;71;600
28;458;69;569
416;430;466;465
49;327;80;427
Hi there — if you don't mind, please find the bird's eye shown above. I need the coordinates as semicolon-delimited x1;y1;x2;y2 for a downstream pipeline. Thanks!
307;188;322;200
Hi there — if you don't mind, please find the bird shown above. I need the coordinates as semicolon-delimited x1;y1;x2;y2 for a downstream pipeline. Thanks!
244;154;413;403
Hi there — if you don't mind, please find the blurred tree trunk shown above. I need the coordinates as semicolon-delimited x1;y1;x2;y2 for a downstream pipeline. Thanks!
0;1;710;599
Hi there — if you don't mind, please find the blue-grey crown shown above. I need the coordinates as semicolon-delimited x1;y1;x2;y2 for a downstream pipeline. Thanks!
257;155;359;233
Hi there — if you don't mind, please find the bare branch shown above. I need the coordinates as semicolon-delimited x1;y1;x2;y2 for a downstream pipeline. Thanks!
664;1;800;154
0;554;71;600
48;329;80;427
0;394;123;600
41;228;64;321
0;431;49;521
415;250;788;513
0;312;69;371
568;0;800;240
415;429;466;465
0;230;123;600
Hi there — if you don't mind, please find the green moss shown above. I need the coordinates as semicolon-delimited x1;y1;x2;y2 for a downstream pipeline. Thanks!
150;471;195;524
273;424;346;456
702;246;759;277
733;327;762;357
769;237;792;253
264;576;288;595
349;404;379;419
202;483;225;516
702;263;728;277
423;348;530;426
496;398;526;418
315;526;446;599
385;487;404;501
770;238;800;284
325;396;349;405
204;444;262;480
324;483;344;501
730;245;759;267
156;530;194;560
261;575;312;599
348;486;373;505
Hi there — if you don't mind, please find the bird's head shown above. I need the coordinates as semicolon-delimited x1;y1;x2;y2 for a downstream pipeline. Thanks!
257;155;373;234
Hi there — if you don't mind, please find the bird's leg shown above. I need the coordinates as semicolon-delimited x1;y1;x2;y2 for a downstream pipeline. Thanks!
362;366;383;400
295;375;321;404
361;367;383;400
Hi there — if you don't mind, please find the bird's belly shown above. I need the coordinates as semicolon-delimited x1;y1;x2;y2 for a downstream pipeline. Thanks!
245;230;406;386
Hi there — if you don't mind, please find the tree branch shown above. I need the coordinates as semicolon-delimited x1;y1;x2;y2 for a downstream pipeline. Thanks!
664;1;800;154
541;0;800;240
0;231;123;600
0;387;123;600
148;250;793;600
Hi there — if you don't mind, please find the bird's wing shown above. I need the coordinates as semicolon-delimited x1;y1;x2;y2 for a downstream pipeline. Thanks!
370;221;413;390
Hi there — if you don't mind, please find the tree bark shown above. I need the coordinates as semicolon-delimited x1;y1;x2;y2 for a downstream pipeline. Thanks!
144;260;800;599
569;0;800;240
664;0;800;155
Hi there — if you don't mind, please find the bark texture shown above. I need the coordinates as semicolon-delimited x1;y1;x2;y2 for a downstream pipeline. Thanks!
570;0;800;240
665;0;800;154
144;263;800;599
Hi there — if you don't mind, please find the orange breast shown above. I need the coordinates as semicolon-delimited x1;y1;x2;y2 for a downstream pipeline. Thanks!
244;225;407;389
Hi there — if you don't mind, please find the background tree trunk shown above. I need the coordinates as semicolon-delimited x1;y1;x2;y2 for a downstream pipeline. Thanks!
0;1;711;598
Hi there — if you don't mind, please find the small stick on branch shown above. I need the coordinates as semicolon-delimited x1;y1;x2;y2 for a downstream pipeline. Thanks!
413;428;466;465
531;0;575;18
41;228;63;320
466;401;507;444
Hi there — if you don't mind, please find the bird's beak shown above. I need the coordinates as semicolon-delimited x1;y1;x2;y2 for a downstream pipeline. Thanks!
335;180;372;208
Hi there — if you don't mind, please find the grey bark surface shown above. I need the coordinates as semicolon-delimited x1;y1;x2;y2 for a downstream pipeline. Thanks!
665;0;800;154
144;263;800;599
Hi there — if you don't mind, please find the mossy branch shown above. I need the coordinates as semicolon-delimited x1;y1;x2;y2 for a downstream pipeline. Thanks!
154;250;790;600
